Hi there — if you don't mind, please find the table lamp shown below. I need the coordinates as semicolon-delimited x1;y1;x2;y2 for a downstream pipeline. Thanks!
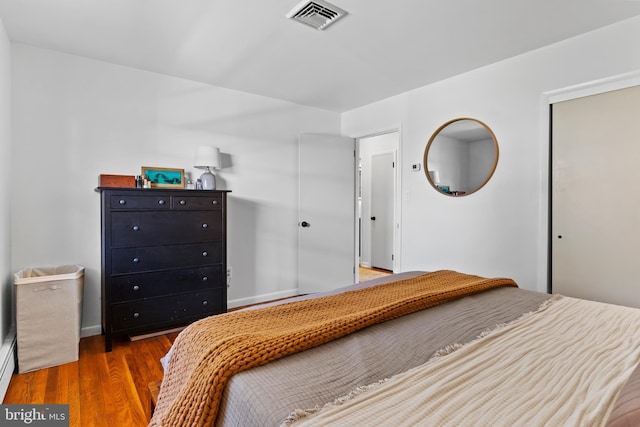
194;145;221;190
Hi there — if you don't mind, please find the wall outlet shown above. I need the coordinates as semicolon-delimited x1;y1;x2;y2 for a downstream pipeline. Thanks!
227;267;232;287
411;163;421;172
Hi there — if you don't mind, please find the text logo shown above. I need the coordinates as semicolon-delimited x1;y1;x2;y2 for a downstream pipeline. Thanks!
1;405;69;426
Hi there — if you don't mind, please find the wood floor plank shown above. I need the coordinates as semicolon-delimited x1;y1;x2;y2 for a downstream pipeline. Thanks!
126;339;166;420
108;351;148;426
60;363;81;427
43;366;59;400
4;368;49;404
79;336;115;427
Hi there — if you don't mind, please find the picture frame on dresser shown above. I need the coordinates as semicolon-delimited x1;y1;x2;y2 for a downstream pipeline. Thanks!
141;166;185;188
97;187;230;352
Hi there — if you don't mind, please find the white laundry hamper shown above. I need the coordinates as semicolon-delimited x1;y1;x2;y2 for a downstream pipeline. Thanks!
14;265;84;373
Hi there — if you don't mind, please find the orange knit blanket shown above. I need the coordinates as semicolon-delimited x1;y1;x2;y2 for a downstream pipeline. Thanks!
149;270;517;427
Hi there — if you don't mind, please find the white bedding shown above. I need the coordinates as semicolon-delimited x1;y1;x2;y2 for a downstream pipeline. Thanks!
283;295;640;427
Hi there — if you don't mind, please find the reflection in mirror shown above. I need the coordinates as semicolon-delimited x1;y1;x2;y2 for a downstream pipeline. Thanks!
423;118;498;197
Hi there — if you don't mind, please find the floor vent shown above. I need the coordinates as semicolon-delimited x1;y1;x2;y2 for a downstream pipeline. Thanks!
286;0;348;30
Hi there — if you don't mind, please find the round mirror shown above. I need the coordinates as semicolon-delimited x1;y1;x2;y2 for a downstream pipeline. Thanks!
423;118;498;196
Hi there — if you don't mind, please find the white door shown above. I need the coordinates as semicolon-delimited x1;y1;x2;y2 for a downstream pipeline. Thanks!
298;134;356;294
552;84;640;307
370;152;394;270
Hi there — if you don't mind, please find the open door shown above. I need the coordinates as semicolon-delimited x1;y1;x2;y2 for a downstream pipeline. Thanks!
370;152;395;270
298;134;356;294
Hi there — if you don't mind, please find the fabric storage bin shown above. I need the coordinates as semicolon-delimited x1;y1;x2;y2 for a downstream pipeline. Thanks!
14;265;84;373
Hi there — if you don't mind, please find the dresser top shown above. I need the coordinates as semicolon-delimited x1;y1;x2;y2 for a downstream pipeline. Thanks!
96;187;231;193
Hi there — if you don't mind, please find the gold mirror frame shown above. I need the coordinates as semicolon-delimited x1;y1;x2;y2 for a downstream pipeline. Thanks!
423;117;499;197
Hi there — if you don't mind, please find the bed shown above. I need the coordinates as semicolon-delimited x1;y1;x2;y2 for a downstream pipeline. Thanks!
149;270;640;426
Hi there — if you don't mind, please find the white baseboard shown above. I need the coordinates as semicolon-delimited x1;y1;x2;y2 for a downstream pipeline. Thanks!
228;289;299;310
0;327;16;402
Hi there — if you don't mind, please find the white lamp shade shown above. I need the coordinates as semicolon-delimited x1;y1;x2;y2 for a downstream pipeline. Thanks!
194;146;221;170
428;170;440;184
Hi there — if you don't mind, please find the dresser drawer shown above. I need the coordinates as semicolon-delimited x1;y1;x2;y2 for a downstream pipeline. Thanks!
171;195;223;210
110;266;224;302
111;210;223;247
111;242;224;274
110;289;224;333
110;194;171;210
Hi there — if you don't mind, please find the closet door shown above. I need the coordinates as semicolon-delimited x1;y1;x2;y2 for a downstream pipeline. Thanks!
552;84;640;307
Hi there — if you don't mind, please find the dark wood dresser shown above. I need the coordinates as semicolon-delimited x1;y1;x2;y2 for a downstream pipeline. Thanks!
98;188;229;352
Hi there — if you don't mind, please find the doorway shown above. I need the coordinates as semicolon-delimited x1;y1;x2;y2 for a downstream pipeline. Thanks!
358;131;399;279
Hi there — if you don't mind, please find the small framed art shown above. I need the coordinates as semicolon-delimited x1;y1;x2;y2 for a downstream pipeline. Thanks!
141;166;185;188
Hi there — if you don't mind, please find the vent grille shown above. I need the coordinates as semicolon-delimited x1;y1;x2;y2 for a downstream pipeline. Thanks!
286;0;348;30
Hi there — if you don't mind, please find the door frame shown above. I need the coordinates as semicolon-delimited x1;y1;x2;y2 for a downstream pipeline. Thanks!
355;127;402;278
541;70;640;293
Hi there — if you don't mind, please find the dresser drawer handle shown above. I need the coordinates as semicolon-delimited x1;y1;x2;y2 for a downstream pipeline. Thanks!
202;276;208;282
179;200;186;205
119;199;126;205
158;199;166;205
202;300;208;306
133;312;140;318
202;223;208;229
132;285;140;291
132;257;140;263
212;200;218;205
132;225;140;231
202;251;208;257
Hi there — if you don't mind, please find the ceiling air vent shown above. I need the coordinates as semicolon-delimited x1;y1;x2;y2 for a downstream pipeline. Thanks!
286;0;348;30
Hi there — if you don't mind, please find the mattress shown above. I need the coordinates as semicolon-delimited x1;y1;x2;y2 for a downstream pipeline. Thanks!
213;271;550;426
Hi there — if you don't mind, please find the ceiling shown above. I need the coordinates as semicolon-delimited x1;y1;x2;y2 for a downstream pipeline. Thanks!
0;0;639;112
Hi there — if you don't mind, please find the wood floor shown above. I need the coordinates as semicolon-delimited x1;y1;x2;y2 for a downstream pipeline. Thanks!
2;332;178;427
359;265;392;282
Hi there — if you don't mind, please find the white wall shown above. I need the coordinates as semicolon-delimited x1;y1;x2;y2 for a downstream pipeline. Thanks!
11;44;341;335
343;16;640;292
0;14;14;399
0;12;10;341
